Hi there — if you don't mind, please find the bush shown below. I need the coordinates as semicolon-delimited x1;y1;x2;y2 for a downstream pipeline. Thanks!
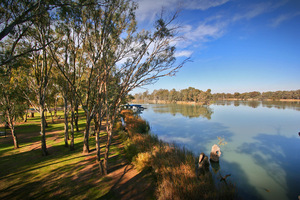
120;109;237;200
121;110;150;136
133;152;152;172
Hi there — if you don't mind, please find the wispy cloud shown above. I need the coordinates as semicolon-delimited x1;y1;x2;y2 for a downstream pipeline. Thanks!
185;22;225;42
174;50;193;58
183;0;230;10
135;0;230;22
176;19;227;50
135;0;291;59
233;2;271;21
271;12;300;27
232;0;288;22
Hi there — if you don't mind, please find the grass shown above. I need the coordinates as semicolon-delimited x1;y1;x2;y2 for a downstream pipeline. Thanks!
0;110;125;200
1;109;237;200
120;110;238;200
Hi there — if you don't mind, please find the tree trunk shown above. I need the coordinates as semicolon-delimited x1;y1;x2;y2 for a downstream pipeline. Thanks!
83;115;91;153
95;112;103;174
70;97;75;151
96;128;104;174
70;109;75;150
54;97;58;118
103;131;112;175
48;107;54;123
103;122;113;175
75;101;79;132
63;96;69;147
6;111;19;149
24;108;28;123
92;116;97;136
10;125;19;149
40;108;48;156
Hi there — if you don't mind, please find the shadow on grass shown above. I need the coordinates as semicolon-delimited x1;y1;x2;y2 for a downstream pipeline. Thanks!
0;136;108;200
0;153;101;199
99;167;155;200
0;114;136;200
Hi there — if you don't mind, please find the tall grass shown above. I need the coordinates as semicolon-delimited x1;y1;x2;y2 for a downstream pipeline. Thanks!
120;110;237;200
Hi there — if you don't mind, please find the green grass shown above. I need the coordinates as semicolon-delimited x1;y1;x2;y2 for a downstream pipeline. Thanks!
0;110;124;200
1;109;237;200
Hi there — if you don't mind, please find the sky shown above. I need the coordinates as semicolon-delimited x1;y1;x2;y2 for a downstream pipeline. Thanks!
131;0;300;94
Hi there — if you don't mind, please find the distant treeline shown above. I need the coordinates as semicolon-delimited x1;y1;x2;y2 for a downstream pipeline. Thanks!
213;89;300;100
134;87;213;104
133;87;300;103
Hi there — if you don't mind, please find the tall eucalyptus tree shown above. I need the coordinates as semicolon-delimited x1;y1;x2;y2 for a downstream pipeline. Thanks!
24;6;55;156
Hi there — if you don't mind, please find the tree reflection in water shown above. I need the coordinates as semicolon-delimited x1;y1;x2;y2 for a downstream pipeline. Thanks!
151;104;214;119
214;100;300;111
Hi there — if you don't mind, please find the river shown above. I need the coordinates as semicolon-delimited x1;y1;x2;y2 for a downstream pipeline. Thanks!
138;101;300;200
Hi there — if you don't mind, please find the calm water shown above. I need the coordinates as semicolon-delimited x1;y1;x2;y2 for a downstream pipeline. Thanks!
139;101;300;200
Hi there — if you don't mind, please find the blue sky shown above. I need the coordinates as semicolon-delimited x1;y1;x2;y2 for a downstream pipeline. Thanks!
132;0;300;94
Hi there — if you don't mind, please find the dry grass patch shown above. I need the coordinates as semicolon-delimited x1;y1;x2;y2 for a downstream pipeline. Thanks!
121;109;237;200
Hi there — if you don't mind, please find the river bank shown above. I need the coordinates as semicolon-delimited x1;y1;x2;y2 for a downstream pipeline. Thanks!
120;109;237;199
0;109;237;199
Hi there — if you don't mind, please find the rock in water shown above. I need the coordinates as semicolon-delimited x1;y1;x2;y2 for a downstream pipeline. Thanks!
210;161;220;174
198;153;209;173
210;144;221;162
198;153;205;165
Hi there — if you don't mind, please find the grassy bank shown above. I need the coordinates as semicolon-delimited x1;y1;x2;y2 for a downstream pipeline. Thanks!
120;110;237;200
0;110;148;200
0;109;237;199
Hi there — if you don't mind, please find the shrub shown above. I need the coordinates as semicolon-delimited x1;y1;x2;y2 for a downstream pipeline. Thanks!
121;110;150;136
133;152;152;172
120;109;237;200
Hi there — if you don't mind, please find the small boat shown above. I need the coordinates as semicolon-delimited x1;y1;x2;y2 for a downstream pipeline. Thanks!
122;104;146;112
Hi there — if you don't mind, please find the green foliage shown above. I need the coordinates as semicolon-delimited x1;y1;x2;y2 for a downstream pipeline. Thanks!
135;89;300;103
213;89;300;100
134;87;213;105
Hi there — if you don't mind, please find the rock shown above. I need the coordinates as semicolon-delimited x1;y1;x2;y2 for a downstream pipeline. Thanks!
210;161;220;174
198;153;209;173
210;144;221;162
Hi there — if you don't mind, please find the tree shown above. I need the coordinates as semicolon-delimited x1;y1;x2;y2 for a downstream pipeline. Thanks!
0;65;27;149
0;0;98;66
99;7;189;174
234;92;240;99
23;7;55;156
0;0;58;66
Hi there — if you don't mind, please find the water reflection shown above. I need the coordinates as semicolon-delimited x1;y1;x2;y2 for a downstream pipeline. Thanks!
237;134;300;200
139;101;300;200
214;100;300;111
150;104;214;119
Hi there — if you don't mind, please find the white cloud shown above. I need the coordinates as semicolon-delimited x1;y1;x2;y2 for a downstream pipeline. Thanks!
134;0;230;22
187;23;224;41
232;0;288;22
174;50;193;57
233;2;271;21
134;0;178;22
271;12;300;27
184;0;230;10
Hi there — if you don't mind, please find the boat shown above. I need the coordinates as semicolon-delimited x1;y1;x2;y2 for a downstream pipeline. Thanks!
122;104;146;112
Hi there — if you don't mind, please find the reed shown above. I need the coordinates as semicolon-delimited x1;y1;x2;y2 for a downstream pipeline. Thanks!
120;109;237;200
